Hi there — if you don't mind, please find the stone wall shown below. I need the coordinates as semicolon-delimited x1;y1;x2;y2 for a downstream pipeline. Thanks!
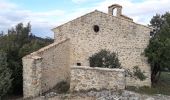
22;39;70;98
53;10;151;87
38;39;70;93
22;56;42;98
70;66;125;92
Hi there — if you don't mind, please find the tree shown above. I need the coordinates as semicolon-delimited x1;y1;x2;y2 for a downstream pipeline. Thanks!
145;12;170;83
0;51;13;99
0;31;4;37
0;22;53;95
150;14;164;36
89;49;121;68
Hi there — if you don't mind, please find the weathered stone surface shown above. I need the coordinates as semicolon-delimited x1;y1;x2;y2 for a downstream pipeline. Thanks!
70;66;125;92
23;4;152;98
22;57;42;98
53;5;151;87
22;39;70;98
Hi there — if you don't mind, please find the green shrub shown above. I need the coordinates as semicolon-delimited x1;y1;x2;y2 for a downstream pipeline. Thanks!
55;81;70;93
133;66;147;81
48;81;70;94
89;49;121;68
126;66;147;81
0;23;53;95
0;51;13;98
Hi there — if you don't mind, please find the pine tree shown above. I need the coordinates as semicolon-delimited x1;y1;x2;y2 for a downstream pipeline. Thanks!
0;51;13;98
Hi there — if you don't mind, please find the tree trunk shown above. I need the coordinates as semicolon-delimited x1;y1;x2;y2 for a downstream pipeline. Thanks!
151;63;160;84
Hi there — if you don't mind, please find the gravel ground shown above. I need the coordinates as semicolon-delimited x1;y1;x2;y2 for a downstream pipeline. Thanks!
31;90;170;100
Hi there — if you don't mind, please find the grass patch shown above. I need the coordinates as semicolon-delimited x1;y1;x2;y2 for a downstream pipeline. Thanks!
126;72;170;95
42;81;70;96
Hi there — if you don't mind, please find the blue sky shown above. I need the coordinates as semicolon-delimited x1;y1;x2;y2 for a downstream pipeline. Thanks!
0;0;170;38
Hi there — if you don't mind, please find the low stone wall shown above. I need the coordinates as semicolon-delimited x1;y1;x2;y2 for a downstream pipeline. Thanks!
70;66;125;92
22;39;70;98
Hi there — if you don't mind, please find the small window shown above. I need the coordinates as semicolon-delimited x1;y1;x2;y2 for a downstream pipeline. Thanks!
93;25;99;32
77;63;81;66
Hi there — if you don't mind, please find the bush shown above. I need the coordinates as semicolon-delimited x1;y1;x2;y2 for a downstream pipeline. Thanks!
0;23;53;95
55;81;70;93
125;66;147;81
44;81;70;94
89;49;121;68
0;51;13;98
133;66;147;81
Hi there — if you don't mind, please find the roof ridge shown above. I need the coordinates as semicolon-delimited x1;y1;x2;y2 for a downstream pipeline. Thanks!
95;10;151;29
23;38;70;59
52;10;98;31
52;10;151;31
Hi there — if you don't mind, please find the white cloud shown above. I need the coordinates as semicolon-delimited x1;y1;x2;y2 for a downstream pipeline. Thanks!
1;0;170;38
54;7;93;26
0;0;17;10
30;10;65;17
91;0;170;24
0;0;65;38
58;0;170;27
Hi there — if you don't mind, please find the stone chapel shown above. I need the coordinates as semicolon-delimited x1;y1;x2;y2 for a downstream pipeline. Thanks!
22;4;152;98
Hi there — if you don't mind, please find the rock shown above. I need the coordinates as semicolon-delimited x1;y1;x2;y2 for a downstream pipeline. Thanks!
33;90;170;100
45;92;57;97
156;94;162;96
40;96;45;98
129;96;139;100
87;91;96;97
122;90;134;97
145;97;155;100
96;96;105;100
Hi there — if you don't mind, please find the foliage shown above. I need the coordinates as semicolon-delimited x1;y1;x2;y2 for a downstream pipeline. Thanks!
55;81;70;94
125;66;147;81
0;23;53;95
133;66;147;81
150;14;164;36
126;72;170;95
43;81;70;95
89;49;121;68
145;12;170;83
0;51;13;98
